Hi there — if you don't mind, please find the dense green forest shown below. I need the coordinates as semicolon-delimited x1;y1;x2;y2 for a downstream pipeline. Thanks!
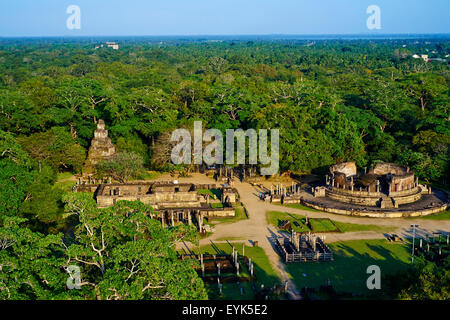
0;38;448;299
0;39;448;177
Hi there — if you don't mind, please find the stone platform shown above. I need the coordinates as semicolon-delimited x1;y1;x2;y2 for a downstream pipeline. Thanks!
299;189;448;218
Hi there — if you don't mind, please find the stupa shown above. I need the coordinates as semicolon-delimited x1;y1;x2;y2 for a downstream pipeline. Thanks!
83;119;116;174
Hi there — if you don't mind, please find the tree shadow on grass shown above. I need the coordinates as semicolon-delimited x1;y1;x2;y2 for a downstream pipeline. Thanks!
285;239;411;299
201;240;282;300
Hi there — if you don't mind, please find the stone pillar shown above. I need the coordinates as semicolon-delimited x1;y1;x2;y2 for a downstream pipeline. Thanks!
188;210;192;225
171;211;175;227
198;212;203;232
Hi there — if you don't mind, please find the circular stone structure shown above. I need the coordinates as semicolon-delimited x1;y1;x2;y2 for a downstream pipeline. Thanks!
301;162;448;218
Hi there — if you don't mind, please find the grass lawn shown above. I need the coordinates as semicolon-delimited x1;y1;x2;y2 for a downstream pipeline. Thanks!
415;209;450;220
266;211;309;233
309;219;338;233
199;242;279;288
214;236;247;241
267;211;395;234
57;172;74;180
333;221;396;233
286;239;411;298
55;172;76;192
197;189;222;200
278;203;323;213
209;204;249;225
206;281;255;300
137;171;161;180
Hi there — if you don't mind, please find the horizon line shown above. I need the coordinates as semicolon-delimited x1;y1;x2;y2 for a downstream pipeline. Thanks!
1;32;450;39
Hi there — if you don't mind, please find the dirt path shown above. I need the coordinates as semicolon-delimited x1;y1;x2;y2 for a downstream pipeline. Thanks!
175;176;303;299
172;174;449;299
261;199;450;240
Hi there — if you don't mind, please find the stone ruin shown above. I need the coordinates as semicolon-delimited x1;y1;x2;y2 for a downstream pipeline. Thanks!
273;161;447;218
74;180;239;232
273;232;333;263
268;181;302;204
325;162;424;208
215;164;263;183
83;119;116;175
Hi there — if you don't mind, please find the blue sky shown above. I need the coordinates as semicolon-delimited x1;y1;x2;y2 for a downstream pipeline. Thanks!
0;0;449;37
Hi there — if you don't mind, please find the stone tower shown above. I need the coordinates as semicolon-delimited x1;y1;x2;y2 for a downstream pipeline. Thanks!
83;120;116;174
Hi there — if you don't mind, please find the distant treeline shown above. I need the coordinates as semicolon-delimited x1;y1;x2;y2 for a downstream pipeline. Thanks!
0;39;448;180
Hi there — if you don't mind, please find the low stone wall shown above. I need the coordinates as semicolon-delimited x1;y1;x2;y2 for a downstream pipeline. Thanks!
97;192;200;208
326;189;380;206
243;176;264;183
389;186;421;197
330;186;381;197
282;196;302;204
196;183;218;190
271;196;282;203
204;207;236;217
326;188;423;207
332;186;420;198
73;184;100;193
393;192;422;206
301;198;448;218
154;201;202;209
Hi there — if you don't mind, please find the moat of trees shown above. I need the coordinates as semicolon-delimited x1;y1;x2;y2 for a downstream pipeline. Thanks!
0;38;448;299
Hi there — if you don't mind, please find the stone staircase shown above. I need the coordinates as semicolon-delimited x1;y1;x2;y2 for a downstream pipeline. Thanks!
380;197;396;209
